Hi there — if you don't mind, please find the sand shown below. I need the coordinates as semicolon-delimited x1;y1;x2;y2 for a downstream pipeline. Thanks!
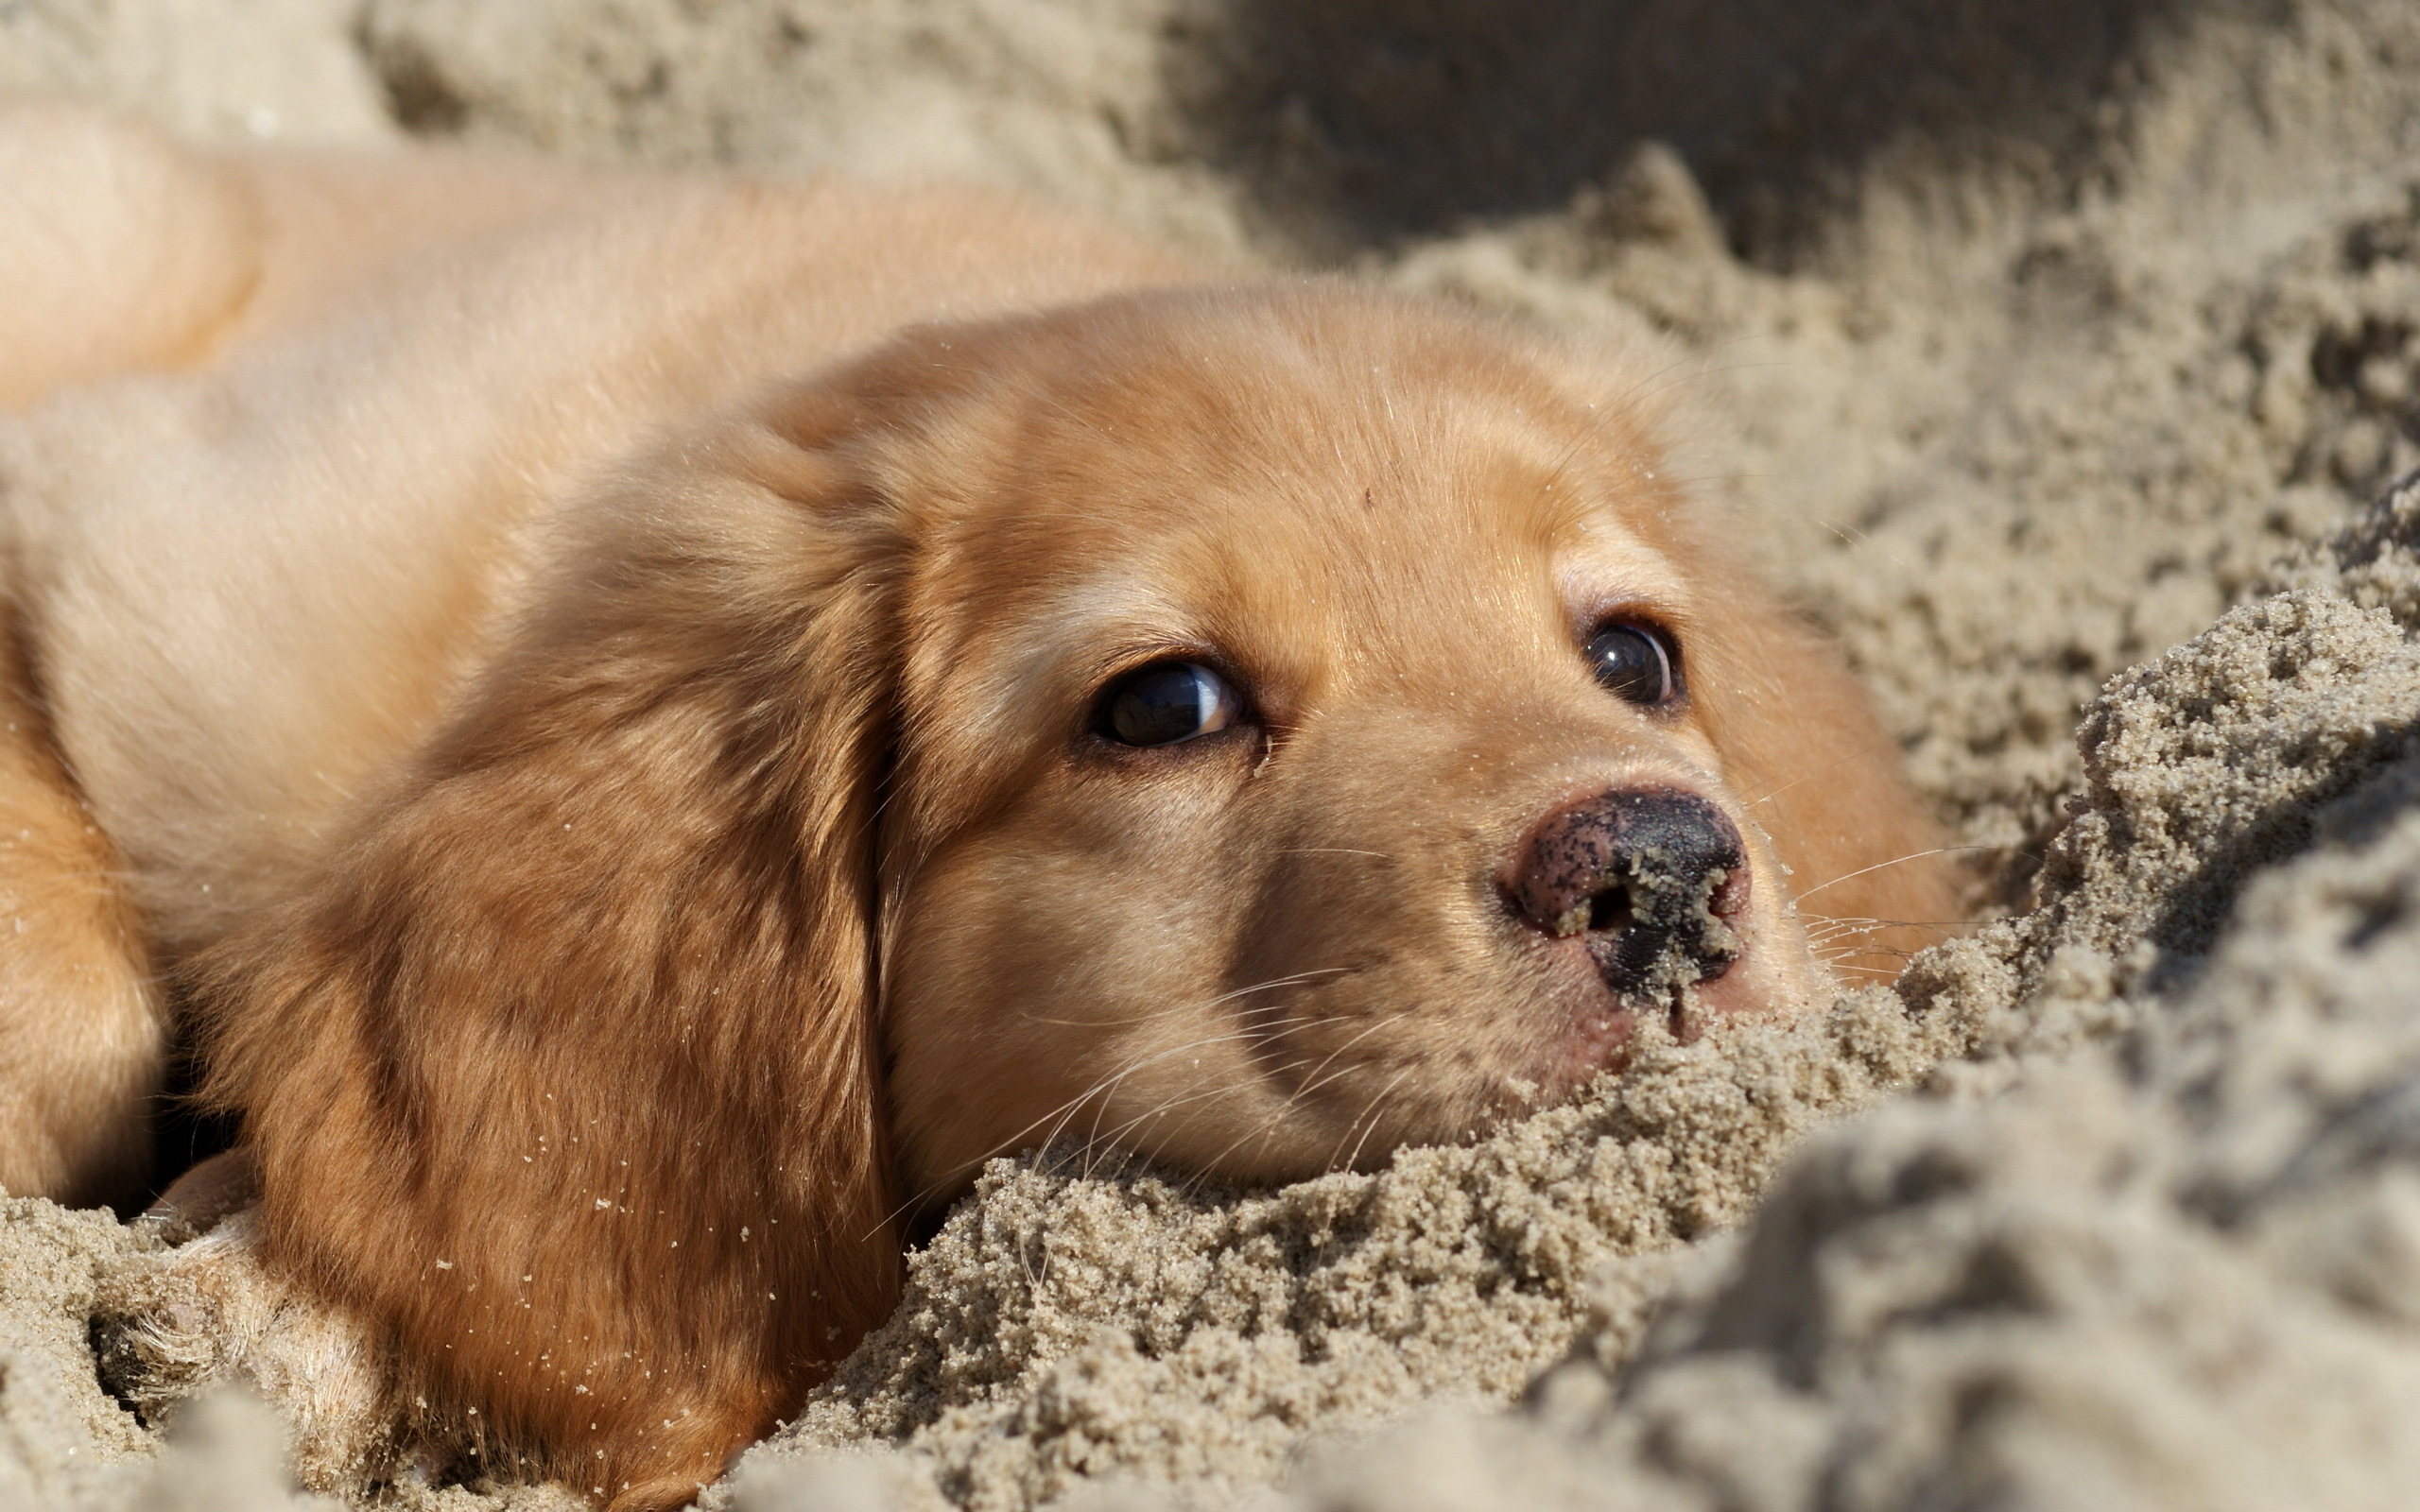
11;0;2420;1507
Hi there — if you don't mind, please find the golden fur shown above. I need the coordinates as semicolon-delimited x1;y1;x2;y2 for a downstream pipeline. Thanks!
0;105;1957;1507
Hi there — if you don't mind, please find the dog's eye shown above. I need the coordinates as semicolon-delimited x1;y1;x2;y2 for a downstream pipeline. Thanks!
1098;662;1241;747
1584;622;1679;707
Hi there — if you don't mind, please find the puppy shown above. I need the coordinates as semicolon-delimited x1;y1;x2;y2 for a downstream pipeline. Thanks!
0;107;1956;1506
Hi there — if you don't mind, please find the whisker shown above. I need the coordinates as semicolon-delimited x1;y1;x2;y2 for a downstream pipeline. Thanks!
993;1004;1374;1174
1064;991;1378;1169
1802;923;1959;949
1808;513;1930;582
1203;967;1357;1010
1285;1016;1405;1107
1321;1064;1409;1175
1793;845;2004;902
1017;967;1355;1029
884;959;1395;1222
1046;1026;1284;1153
873;1014;1363;1228
1801;920;1979;959
1171;1017;1407;1196
1079;1055;1339;1172
1822;943;1914;957
1337;1063;1425;1173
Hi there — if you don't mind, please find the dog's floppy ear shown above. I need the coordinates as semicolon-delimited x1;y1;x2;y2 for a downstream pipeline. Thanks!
194;384;914;1508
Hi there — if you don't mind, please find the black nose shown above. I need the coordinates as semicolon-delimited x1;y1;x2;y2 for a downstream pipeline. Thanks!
1510;787;1750;997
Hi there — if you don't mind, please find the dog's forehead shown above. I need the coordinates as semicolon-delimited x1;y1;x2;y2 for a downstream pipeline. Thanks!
904;300;1694;688
971;445;1683;667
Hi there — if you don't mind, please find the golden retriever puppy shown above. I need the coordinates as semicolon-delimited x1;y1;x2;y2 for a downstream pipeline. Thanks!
0;106;1955;1507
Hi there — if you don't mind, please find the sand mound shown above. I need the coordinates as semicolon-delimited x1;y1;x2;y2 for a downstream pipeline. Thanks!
12;1;2420;1508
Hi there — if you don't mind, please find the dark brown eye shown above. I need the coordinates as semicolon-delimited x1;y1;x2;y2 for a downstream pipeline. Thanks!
1584;622;1679;706
1098;662;1241;747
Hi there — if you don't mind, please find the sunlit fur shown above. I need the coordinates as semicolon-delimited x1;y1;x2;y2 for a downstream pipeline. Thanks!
0;105;1956;1507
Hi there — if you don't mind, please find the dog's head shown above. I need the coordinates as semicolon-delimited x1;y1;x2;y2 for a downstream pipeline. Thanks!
206;284;1952;1507
857;287;1943;1202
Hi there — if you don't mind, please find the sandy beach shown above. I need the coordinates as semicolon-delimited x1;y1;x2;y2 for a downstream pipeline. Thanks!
9;2;2420;1507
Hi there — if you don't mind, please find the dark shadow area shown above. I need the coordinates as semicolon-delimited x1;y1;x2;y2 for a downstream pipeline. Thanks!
1168;0;2233;265
2137;718;2420;999
356;22;473;135
145;1032;240;1210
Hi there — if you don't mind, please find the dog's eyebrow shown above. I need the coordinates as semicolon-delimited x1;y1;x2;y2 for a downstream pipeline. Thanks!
1554;518;1694;625
944;568;1210;739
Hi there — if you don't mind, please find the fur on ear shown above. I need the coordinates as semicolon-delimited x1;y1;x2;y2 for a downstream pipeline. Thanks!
192;390;911;1509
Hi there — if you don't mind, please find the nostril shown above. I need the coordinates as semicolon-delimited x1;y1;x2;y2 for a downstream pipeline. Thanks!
1584;885;1634;934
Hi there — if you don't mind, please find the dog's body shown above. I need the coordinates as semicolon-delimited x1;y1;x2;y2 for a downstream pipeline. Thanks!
1;107;1956;1506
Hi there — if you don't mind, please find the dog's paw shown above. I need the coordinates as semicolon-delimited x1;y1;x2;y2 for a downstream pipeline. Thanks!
97;1191;403;1492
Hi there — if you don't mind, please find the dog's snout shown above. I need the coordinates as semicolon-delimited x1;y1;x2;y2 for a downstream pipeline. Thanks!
1510;787;1751;997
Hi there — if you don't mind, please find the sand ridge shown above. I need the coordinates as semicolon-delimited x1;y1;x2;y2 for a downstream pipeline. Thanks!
10;1;2420;1508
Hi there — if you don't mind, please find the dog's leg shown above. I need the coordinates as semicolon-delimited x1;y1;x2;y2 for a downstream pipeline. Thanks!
0;617;164;1210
